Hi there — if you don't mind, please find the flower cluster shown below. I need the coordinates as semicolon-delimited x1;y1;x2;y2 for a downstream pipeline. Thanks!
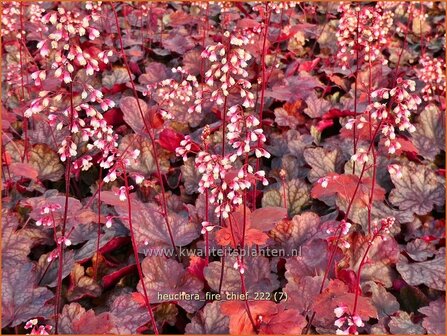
226;105;269;161
176;106;269;219
1;2;21;38
146;66;199;120
16;3;121;175
36;5;104;84
371;78;420;154
346;77;421;154
190;30;254;112
253;1;298;14
387;163;403;179
418;56;446;101
334;305;364;335
350;148;369;164
270;2;297;14
325;219;352;249
35;203;61;227
24;319;52;335
371;216;395;241
336;4;393;69
233;257;246;274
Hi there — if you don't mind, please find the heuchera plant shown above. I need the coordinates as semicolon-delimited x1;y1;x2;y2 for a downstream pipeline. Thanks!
1;1;445;335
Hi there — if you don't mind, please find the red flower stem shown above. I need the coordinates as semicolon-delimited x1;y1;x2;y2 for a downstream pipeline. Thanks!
201;9;210;264
205;188;209;265
147;2;152;49
240;190;258;333
227;209;258;333
54;82;74;334
281;176;288;211
352;9;361;175
217;93;228;292
352;236;374;315
121;163;159;334
265;8;284;84
252;3;271;211
235;2;253;19
221;97;228;156
419;2;425;57
200;2;209;81
94;167;103;280
2;147;12;183
19;2;29;163
352;5;414;316
241;272;258;333
305;121;383;333
218;254;225;294
394;3;413;83
367;56;374;235
110;2;178;258
310;4;330;57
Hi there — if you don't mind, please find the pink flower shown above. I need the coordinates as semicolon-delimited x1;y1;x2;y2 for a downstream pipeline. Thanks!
201;221;215;234
233;258;245;274
105;216;113;229
318;177;329;188
115;186;134;202
25;319;38;330
351;148;368;164
334;304;348;318
387;164;402;179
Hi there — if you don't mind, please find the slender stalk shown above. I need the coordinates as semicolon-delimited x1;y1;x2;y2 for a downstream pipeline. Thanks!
307;5;413;331
281;174;288;211
394;3;413;82
366;55;374;235
54;83;74;334
19;2;29;162
201;4;210;266
217;94;228;292
200;2;209;81
352;240;373;315
241;272;258;333
351;9;361;175
218;254;225;294
240;190;258;333
252;3;271;211
121;163;159;334
351;5;414;314
305;121;383;333
110;2;178;258
204;189;210;265
94;168;103;280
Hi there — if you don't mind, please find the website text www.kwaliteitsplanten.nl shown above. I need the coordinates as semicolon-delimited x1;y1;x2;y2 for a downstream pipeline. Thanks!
142;246;302;258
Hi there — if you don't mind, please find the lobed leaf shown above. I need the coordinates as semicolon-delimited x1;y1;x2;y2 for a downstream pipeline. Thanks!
138;256;204;313
396;248;445;291
2;263;54;327
5;141;64;181
262;178;310;217
185;301;229;334
418;298;446;335
389;162;445;216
